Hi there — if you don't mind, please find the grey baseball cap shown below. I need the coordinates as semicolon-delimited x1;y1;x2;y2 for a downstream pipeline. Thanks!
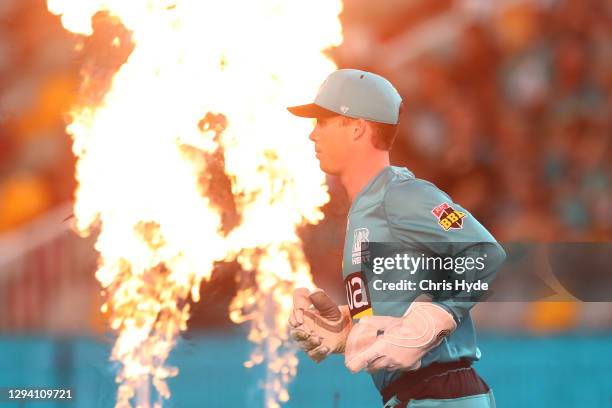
287;69;402;125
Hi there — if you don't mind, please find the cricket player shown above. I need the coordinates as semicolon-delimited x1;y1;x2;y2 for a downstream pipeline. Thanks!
287;69;506;407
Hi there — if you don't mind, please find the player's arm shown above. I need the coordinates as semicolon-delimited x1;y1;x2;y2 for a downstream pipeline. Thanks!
383;180;506;323
288;288;352;363
344;180;506;373
345;296;457;372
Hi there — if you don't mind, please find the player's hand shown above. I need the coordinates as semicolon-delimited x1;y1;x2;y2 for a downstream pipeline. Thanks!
288;288;352;363
344;300;457;373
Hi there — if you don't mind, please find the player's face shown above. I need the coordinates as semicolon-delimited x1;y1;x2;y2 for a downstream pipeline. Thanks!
309;116;353;175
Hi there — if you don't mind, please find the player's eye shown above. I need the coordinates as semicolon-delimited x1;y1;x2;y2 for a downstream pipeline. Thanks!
316;118;328;127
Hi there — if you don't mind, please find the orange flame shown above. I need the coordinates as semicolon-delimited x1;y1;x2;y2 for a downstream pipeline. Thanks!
47;0;342;407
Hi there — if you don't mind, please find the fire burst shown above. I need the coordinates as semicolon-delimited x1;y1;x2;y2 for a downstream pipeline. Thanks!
47;1;342;407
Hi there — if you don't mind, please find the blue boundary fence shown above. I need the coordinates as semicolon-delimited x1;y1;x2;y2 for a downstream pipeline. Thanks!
0;331;611;407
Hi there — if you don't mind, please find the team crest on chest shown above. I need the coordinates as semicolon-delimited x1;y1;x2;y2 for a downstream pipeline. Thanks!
431;202;466;231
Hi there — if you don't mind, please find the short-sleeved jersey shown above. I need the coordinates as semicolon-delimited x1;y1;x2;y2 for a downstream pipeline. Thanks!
342;166;506;392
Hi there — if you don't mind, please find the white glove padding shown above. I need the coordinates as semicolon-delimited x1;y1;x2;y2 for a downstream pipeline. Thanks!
289;288;352;363
344;301;457;373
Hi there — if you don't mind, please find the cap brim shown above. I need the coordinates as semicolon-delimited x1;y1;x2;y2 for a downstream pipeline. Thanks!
287;103;338;118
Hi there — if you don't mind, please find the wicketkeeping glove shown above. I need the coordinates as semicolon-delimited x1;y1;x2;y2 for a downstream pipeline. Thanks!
344;300;457;373
288;288;352;363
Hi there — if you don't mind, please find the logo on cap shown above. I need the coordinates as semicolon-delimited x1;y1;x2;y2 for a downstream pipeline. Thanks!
340;105;350;114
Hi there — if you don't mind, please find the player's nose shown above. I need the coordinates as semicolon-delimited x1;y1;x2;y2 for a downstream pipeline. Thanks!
309;128;318;142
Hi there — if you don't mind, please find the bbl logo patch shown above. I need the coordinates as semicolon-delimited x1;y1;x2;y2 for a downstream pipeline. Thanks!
431;202;466;231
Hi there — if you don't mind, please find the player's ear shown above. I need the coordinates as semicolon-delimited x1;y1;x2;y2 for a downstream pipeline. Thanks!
352;118;367;141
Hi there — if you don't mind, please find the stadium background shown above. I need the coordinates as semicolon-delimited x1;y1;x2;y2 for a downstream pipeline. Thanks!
0;0;610;406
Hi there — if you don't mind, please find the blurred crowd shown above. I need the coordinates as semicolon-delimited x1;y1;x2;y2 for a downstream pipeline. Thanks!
0;0;610;334
337;0;612;242
0;0;77;233
1;0;609;239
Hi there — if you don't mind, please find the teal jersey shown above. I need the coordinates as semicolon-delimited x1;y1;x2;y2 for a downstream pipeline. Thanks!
341;166;506;392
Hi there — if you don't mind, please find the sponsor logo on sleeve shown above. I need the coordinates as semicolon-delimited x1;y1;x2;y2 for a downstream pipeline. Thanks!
431;202;466;231
344;271;373;319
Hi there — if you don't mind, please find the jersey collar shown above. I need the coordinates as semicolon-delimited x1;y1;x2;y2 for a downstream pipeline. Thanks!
348;166;415;214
